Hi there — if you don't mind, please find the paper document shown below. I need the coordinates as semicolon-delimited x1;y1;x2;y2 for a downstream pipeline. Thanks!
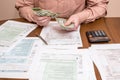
40;21;82;47
29;47;96;80
0;20;37;52
90;44;120;80
0;37;41;78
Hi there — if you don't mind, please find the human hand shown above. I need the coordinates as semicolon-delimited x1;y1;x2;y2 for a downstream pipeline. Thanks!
19;7;35;22
64;13;82;31
19;7;51;26
33;15;51;26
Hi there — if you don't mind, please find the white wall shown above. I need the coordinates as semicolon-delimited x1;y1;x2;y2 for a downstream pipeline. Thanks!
0;0;120;20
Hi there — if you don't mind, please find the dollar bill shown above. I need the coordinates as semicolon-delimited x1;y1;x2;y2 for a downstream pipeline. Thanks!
56;18;74;30
33;8;74;30
32;8;58;19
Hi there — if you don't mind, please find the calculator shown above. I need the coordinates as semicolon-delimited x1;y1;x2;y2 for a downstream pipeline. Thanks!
86;30;110;43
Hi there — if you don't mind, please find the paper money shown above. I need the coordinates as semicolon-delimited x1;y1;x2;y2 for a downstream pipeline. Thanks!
33;8;75;30
56;18;74;30
32;8;58;19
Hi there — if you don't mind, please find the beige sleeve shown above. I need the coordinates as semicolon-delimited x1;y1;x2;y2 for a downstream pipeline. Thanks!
82;0;109;23
15;0;35;9
15;0;36;21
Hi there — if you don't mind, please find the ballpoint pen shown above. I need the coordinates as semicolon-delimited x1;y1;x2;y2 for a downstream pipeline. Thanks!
35;34;48;45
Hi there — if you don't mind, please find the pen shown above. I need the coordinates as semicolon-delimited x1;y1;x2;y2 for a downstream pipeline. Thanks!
35;34;48;45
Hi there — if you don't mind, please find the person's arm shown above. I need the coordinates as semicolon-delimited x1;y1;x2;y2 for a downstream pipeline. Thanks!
15;0;35;22
65;0;109;30
15;0;51;26
83;0;109;23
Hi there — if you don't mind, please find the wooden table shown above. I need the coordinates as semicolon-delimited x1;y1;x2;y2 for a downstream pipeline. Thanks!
0;17;120;80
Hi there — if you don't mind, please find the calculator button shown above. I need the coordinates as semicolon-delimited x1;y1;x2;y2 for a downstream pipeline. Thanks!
98;30;102;37
101;30;106;37
94;31;99;37
91;31;96;37
87;32;92;38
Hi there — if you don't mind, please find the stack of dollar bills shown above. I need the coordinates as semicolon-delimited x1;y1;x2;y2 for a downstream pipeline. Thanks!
33;8;74;30
55;18;74;30
32;8;58;19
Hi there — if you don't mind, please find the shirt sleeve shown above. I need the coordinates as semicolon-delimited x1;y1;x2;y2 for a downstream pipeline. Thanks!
15;0;37;22
82;0;109;23
15;0;34;9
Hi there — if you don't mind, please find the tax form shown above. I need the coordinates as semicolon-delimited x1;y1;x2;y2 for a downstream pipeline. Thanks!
0;37;41;78
40;21;82;47
90;44;120;80
0;20;37;52
29;47;96;80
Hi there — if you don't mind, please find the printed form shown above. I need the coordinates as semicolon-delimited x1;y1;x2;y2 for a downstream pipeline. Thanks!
0;37;42;78
29;47;96;80
40;21;82;47
0;20;37;52
90;44;120;80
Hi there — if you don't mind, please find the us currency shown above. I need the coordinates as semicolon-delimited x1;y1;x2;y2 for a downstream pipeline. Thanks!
33;8;74;30
32;8;58;19
56;18;74;30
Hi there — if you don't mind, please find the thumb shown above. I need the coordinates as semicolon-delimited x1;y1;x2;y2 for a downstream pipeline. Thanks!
64;19;72;26
73;21;79;30
74;22;79;28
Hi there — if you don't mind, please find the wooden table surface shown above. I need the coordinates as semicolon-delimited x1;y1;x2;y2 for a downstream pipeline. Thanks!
0;17;120;80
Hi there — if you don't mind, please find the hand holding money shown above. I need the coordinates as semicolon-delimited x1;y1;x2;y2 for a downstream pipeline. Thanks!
33;7;76;30
56;18;75;31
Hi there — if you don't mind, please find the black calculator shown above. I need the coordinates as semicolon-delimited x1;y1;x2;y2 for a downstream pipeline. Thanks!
86;30;110;43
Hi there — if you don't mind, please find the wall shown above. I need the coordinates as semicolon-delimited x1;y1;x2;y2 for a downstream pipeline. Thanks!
0;0;19;20
0;0;120;20
106;0;120;17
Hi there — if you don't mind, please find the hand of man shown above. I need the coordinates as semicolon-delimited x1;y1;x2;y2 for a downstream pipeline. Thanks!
19;7;51;26
33;15;51;26
65;12;89;31
64;13;81;31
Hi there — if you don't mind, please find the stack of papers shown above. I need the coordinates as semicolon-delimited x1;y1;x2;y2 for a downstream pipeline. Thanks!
40;21;82;47
89;44;120;80
0;20;37;52
0;20;39;78
0;20;98;80
0;37;42;78
29;47;96;80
